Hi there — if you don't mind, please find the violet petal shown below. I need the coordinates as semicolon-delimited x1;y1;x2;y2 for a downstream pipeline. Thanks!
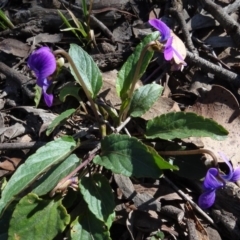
172;47;187;66
42;84;53;107
164;37;174;60
28;47;56;81
218;152;234;181
230;167;240;182
198;189;216;209
203;168;223;190
40;78;53;107
148;19;171;42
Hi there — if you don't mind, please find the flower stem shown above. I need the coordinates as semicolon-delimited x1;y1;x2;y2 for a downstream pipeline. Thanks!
158;149;218;167
54;49;99;121
120;41;160;121
128;41;156;98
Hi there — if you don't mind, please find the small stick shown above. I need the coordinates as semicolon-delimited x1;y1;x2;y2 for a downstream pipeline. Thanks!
0;142;46;150
186;51;240;87
168;0;198;55
163;175;217;227
200;0;240;48
0;62;34;99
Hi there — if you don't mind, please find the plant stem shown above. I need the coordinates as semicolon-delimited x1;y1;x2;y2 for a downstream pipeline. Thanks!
121;41;160;121
158;149;218;167
128;41;156;98
50;143;101;197
54;49;99;121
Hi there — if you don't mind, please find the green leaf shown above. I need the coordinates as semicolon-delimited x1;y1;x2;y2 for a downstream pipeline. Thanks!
58;10;83;42
59;82;81;102
34;85;42;107
116;32;159;100
0;136;77;215
146;145;178;170
0;9;14;29
81;0;88;16
8;193;70;240
32;154;80;196
146;112;228;140
69;44;102;98
46;108;76;136
129;83;163;117
80;174;115;229
94;134;165;178
70;211;111;240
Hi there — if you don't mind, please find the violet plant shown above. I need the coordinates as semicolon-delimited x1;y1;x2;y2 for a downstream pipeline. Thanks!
198;152;240;209
0;29;231;239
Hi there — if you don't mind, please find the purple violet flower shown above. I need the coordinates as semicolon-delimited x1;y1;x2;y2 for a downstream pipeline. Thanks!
198;153;240;209
148;19;171;42
28;47;56;107
148;19;186;67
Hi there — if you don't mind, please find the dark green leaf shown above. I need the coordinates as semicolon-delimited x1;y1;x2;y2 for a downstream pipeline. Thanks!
32;154;80;196
70;210;111;240
80;174;115;229
94;134;166;178
46;108;75;136
8;193;70;240
0;136;77;215
146;145;178;170
129;83;163;117
116;32;159;100
146;112;228;140
0;202;17;240
69;44;102;98
59;82;81;102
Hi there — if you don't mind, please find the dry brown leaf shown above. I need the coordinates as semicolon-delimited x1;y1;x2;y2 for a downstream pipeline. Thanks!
0;157;21;171
185;85;240;167
185;202;209;240
0;123;27;140
26;33;62;44
98;70;142;109
98;70;121;108
0;39;30;57
142;97;180;120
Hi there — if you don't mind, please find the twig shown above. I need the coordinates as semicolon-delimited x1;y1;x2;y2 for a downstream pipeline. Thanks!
186;51;240;87
200;0;240;48
192;36;231;69
0;142;46;150
163;175;217;227
50;142;101;196
0;62;34;99
115;116;131;133
224;0;240;14
168;0;198;55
